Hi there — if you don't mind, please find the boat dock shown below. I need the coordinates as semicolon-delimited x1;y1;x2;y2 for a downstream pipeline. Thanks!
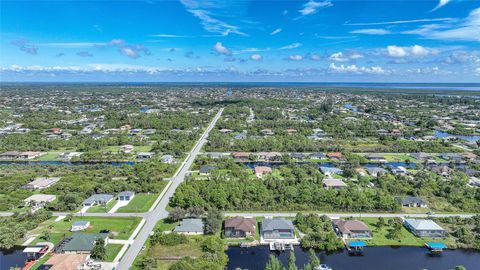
346;240;366;255
425;242;446;254
269;242;294;251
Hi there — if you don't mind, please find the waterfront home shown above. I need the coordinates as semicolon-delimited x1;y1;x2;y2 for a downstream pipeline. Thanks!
333;219;372;239
208;152;223;159
224;216;257;238
59;152;82;160
290;153;306;160
43;253;89;270
22;177;61;190
323;178;348;190
310;153;326;160
257;152;282;161
366;167;388;177
320;166;344;176
404;219;446;238
58;233;109;254
137;152;154;160
82;194;114;207
173;218;204;235
254;166;273;178
24;194;56;211
232;152;249;160
390;166;408;176
400;196;427;208
431;165;454;177
161;154;174;164
118;191;135;201
365;154;387;163
469;177;480;187
262;218;295;240
326;152;343;160
0;151;20;159
70;221;90;232
440;153;464;163
199;165;216;175
17;151;43;159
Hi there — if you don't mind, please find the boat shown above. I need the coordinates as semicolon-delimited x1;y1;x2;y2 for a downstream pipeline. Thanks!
315;264;333;270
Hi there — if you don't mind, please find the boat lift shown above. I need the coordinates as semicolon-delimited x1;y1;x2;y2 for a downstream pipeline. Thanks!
346;241;366;255
425;242;446;254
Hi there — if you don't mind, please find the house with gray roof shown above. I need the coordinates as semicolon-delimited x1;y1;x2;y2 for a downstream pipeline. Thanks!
83;194;114;207
173;218;204;235
261;218;295;240
58;233;108;254
70;221;90;232
118;191;135;201
366;167;388;177
320;166;344;176
22;177;61;190
400;196;427;208
404;219;445;238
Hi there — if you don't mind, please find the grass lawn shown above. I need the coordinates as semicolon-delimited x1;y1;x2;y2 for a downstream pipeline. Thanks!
116;194;158;213
150;236;204;269
30;216;142;245
105;244;124;262
360;217;447;247
155;219;178;232
87;199;117;213
35;152;61;161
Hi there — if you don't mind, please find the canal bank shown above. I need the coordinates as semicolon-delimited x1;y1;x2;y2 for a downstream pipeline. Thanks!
226;246;480;270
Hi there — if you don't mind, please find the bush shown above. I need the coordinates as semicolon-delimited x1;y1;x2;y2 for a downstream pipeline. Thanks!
151;233;188;246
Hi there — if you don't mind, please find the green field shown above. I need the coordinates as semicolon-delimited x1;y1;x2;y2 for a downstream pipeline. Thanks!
105;244;124;262
87;199;117;213
116;194;158;213
35;152;61;161
30;216;142;245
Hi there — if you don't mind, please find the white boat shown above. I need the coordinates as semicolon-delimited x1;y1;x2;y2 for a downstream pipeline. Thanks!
315;264;332;270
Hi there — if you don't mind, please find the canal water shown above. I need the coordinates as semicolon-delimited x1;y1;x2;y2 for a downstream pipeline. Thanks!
1;246;27;270
435;130;480;143
226;246;480;270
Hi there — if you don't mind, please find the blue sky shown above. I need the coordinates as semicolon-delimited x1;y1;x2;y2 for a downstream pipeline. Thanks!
1;0;479;82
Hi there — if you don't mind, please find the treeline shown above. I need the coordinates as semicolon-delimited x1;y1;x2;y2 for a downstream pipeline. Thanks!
0;209;52;249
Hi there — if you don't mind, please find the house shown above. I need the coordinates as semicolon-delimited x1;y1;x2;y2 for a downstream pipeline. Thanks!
431;165;454;177
285;129;297;135
320;166;344;176
70;221;91;232
333;219;372;239
261;218;295;240
199;165;216;175
120;124;131;131
120;144;134;153
137;152;154;160
161;154;174;164
326;152;343;160
469;177;480;187
366;167;388;177
17;151;42;159
261;129;274;136
404;219;446;238
173;218;204;235
0;151;20;159
22;177;61;190
219;128;233;134
224;216;256;238
59;152;82;160
24;194;56;211
47;128;62;134
400;196;428;208
118;191;135;201
58;233;109;254
390;166;408;176
365;154;387;163
232;152;249;160
254;166;272;178
234;133;247;140
290;153;306;160
310;153;326;159
208;152;223;159
43;253;89;270
323;178;348;190
83;194;114;207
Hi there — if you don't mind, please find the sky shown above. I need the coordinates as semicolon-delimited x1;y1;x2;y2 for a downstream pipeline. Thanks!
1;0;479;82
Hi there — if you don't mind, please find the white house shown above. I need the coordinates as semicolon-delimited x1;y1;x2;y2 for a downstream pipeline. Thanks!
118;191;135;201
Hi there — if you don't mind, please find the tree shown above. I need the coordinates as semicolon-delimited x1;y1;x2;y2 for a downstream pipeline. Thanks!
454;266;467;270
376;217;386;229
41;230;50;241
168;207;186;222
308;249;320;268
265;255;285;270
204;209;223;234
287;251;298;270
91;238;106;260
138;257;157;270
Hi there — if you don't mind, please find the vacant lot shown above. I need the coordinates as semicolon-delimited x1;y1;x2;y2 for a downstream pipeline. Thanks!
116;193;158;213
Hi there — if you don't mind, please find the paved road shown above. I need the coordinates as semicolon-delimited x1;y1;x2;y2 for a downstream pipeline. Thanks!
116;108;224;270
225;212;476;218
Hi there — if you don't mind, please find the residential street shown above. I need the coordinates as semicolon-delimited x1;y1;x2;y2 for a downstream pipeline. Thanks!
116;108;224;270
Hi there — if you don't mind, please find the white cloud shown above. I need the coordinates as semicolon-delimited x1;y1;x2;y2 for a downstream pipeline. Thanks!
432;0;451;11
279;43;302;50
404;8;480;42
39;42;106;48
328;63;388;75
350;53;364;59
288;55;303;61
270;28;282;35
250;54;262;61
345;18;455;26
310;54;321;61
213;42;231;56
108;39;125;46
180;0;247;36
475;67;480;76
386;45;437;58
299;0;332;16
329;52;349;62
350;29;392;35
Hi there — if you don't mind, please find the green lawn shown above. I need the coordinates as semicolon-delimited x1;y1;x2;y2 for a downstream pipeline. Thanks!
105;244;124;262
35;152;61;161
87;199;117;213
360;218;445;247
116;194;158;213
104;145;152;153
30;216;142;245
